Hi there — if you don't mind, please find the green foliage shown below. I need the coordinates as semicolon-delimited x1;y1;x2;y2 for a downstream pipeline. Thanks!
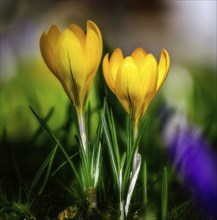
100;100;148;218
0;64;216;219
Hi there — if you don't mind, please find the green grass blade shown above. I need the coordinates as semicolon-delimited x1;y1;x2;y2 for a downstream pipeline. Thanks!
30;106;59;143
94;141;102;188
98;161;107;203
100;110;119;189
127;112;133;157
29;106;81;185
134;116;147;149
104;101;120;168
122;116;147;197
58;139;81;186
31;107;54;141
110;109;120;169
122;140;138;197
9;144;26;203
119;152;126;189
37;143;59;195
75;134;92;188
28;148;53;197
119;153;126;202
51;153;78;177
125;154;141;216
161;167;168;220
91;118;102;176
85;102;91;158
143;161;148;205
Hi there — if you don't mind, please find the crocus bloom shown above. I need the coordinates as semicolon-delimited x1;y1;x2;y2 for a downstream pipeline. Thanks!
103;48;170;122
162;113;217;218
40;20;103;112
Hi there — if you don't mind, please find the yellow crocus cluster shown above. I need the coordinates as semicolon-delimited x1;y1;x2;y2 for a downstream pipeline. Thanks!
40;20;102;113
40;20;170;123
103;48;170;122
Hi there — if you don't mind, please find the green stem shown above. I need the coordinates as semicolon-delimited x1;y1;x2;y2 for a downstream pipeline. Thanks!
78;110;87;154
77;109;91;189
120;200;125;220
132;120;139;173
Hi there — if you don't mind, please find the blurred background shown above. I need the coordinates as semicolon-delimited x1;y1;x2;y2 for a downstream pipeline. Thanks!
0;0;216;218
0;0;216;140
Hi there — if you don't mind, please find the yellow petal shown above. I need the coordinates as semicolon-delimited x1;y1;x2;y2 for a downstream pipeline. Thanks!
87;20;103;55
39;32;57;75
103;53;115;93
85;20;102;77
140;54;158;115
126;57;147;120
131;48;147;70
61;78;76;105
56;29;86;106
79;21;102;106
114;58;131;114
68;24;85;50
46;24;61;56
115;57;143;117
110;48;124;83
157;49;170;91
140;54;158;97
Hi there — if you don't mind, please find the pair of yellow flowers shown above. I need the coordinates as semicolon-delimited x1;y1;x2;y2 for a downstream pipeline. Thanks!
40;20;170;122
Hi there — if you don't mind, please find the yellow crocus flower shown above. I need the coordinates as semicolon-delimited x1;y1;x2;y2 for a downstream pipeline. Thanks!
103;48;170;122
40;20;103;113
